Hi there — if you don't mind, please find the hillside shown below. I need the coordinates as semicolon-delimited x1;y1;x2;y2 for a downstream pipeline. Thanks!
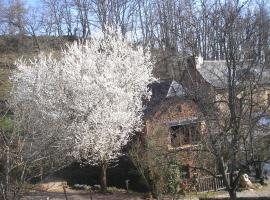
0;36;72;101
0;36;188;101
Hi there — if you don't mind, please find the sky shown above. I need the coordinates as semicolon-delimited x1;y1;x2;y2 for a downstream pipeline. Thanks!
25;0;40;6
3;0;41;7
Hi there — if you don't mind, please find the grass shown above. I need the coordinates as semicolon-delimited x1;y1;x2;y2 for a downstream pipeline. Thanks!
0;51;38;101
107;186;127;193
0;115;13;130
0;67;12;101
0;50;63;102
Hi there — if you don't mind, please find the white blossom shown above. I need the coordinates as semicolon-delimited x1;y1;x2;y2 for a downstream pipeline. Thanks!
10;32;155;166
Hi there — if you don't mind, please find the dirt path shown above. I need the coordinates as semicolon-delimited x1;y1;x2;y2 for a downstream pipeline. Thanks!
22;188;145;200
215;183;270;198
22;182;270;200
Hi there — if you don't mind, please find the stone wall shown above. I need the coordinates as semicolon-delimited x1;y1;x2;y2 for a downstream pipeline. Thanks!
145;97;205;177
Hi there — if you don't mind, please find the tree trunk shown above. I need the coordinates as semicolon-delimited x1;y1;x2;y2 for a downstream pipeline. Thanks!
229;189;237;200
255;162;262;180
5;146;10;199
100;162;107;193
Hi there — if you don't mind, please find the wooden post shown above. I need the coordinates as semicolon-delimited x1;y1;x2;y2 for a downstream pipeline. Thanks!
208;178;210;191
125;179;130;194
198;177;201;192
63;186;68;200
89;188;93;200
40;160;43;182
5;146;10;198
189;126;192;144
214;177;217;191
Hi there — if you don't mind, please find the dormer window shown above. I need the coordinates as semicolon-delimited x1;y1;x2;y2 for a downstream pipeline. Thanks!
170;124;200;147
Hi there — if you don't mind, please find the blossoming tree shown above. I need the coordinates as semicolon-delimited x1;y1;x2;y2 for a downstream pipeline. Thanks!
10;32;155;192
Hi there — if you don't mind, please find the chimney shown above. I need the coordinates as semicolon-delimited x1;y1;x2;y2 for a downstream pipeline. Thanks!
195;55;203;69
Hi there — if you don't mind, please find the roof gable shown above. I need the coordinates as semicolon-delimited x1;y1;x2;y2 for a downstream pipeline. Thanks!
144;80;189;118
166;80;186;98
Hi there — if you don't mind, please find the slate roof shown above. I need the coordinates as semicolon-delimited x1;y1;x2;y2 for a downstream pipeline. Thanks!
196;56;270;88
144;80;187;118
143;80;171;118
196;59;227;88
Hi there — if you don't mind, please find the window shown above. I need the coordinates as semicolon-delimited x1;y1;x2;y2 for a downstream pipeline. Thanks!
182;126;189;145
171;126;181;147
180;165;190;179
191;126;199;144
170;124;200;147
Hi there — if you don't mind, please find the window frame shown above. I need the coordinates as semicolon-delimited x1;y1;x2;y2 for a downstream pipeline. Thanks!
170;123;200;147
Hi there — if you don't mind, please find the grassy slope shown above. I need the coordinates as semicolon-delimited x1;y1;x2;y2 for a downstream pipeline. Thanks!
0;67;11;101
0;37;178;102
0;52;40;101
0;35;70;101
0;39;66;101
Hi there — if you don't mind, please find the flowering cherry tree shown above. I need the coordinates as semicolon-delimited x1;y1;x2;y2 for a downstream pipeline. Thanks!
10;33;155;192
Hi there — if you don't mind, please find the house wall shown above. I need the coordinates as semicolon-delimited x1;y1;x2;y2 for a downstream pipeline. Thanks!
146;98;200;129
181;57;216;104
214;86;270;114
145;97;206;178
254;87;270;112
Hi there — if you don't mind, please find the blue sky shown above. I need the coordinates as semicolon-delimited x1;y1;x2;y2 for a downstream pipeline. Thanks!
3;0;40;7
25;0;40;6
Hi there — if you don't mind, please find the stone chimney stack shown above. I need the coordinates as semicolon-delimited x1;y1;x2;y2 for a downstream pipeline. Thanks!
195;55;204;69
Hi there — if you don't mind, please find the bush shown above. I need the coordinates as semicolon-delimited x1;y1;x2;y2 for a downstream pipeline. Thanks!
166;162;180;194
129;126;182;199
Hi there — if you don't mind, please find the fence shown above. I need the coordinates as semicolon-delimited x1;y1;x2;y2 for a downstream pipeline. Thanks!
185;173;230;193
197;173;230;192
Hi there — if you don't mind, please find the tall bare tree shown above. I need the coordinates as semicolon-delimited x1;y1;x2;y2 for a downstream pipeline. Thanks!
188;1;270;199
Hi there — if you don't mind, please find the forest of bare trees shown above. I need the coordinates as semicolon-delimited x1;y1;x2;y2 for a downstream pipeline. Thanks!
0;0;268;60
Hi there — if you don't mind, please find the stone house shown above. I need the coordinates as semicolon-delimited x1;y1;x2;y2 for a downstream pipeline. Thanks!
195;56;270;112
143;55;270;179
144;79;206;179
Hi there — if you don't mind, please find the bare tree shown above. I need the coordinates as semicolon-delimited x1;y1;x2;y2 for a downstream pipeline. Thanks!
0;103;67;200
42;0;64;36
5;0;27;35
187;2;270;199
24;6;44;51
